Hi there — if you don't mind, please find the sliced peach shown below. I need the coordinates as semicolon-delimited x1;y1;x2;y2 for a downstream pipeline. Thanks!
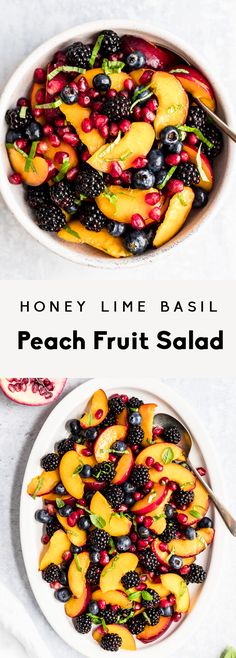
42;493;71;502
149;72;188;137
149;490;172;534
135;442;185;466
152;539;195;567
80;389;108;429
145;579;170;598
139;403;156;446
56;512;86;547
75;443;96;467
153;186;194;248
68;552;90;597
60;102;105;155
112;447;134;485
58;220;132;258
65;584;91;618
83;477;105;491
8;148;48;186
149;462;196;491
75;69;131;91
88;122;155;173
131;483;168;514
100;553;138;592
96;186;164;224
44;138;78;171
161;573;190;613
168;527;215;557
90;492;132;536
94;424;127;462
137;616;172;643
39;529;70;570
92;589;132;608
30;82;46;124
183;144;213;191
93;623;136;650
177;479;209;525
171;66;216;111
117;408;128;425
27;469;60;497
59;451;84;499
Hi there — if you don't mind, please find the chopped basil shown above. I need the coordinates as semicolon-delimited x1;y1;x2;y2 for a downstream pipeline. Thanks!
56;498;65;508
157;166;177;190
32;476;44;499
53;157;70;183
179;124;214;148
169;68;190;75
102;58;125;74
99;131;122;159
161;447;174;465
35;98;62;109
72;463;83;477
128;591;141;601
196;143;209;182
89;34;104;68
177;192;188;206
64;226;81;240
189;509;202;519
24;141;38;173
101;186;118;205
142;590;153;601
130;84;153;112
47;65;85;81
74;555;82;572
19;105;28;119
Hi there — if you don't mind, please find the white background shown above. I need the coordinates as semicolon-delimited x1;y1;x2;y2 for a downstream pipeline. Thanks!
0;0;236;280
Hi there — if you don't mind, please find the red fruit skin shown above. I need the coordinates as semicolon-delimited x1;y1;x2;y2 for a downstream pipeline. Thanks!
121;35;179;70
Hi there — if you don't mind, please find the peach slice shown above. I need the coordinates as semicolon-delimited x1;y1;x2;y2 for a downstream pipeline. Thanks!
65;584;91;618
94;424;127;462
80;389;108;429
117;408;128;425
42;493;71;502
100;553;138;592
75;443;96;467
83;477;105;491
88;122;155;173
75;69;131;91
152;539;195;567
27;469;60;497
8;148;49;187
93;623;136;650
39;529;70;570
139;403;156;446
183;144;213;191
30;82;46;124
44;138;78;171
149;462;196;491
161;573;190;613
137;615;172;643
131;483;168;514
153;186;194;248
112;447;134;485
177;479;209;525
96;186;164;224
92;589;132;608
58;220;132;258
59;450;84;499
171;66;216;111
149;490;172;534
135;442;185;466
60;103;105;155
149;72;188;137
145;579;170;598
90;492;132;536
68;552;90;597
168;527;215;557
56;512;86;547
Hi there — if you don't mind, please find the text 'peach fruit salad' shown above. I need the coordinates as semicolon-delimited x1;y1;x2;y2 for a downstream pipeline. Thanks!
27;389;214;650
6;31;223;258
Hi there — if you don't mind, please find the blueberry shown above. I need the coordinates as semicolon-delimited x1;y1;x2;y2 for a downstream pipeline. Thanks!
145;225;156;247
165;504;176;519
88;601;99;615
168;555;183;570
159;605;174;617
25;121;42;141
54;587;71;602
116;535;131;552
6;129;23;143
124;230;149;255
71;544;83;554
138;525;150;539
54;482;66;495
35;509;52;524
155;168;168;187
81;464;92;478
148;148;164;173
60;85;78;104
83;427;99;441
58;570;68;586
185;526;196;540
197;516;213;529
166;139;183;154
78;515;91;531
124;495;135;506
93;73;111;91
123;482;136;494
193;187;209;208
132;85;152;105
90;550;101;563
129;412;142;425
160;125;180;148
85;491;94;504
107;221;126;237
132;168;155;190
65;203;78;215
126;51;146;70
112;441;127;454
58;504;73;517
68;418;81;435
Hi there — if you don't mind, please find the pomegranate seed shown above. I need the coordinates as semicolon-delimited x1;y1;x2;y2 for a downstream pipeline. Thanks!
75;508;84;518
153;575;161;584
187;133;198;146
77;76;89;93
54;51;67;64
81;148;90;161
109;161;122;178
177;513;188;524
137;539;149;550
99;124;109;138
89;88;100;100
160;598;169;608
81;449;92;458
165;153;181;166
132;156;148;169
197;467;206;476
169;595;176;606
145;192;161;206
136;515;144;524
33;108;44;118
119;119;131;133
109;454;117;462
67;514;77;527
49;134;61;147
111;604;119;612
46;160;57;179
159;542;168;552
106;89;117;98
43;124;54;136
47;504;55;516
140;574;147;582
124;78;134;92
166;179;184;196
78;94;91;107
63;550;72;561
180;565;190;575
98;600;106;611
117;504;128;512
131;213;145;230
92;101;103;112
54;151;69;165
17;97;29;107
120;90;129;99
50;580;62;590
121;394;128;404
133;491;141;501
121;170;132;186
57;126;71;136
67;166;79;181
146;98;158;112
41;534;50;544
82;118;93;133
8;173;22;184
35;89;45;104
153;426;163;437
149;207;161;221
143;516;153;528
131;532;137;542
160;477;169;486
133;105;142;120
95;409;103;419
63;133;80;147
142;107;155;123
144;481;153;491
168;481;178;491
180;150;189;162
100;551;109;566
173;612;182;622
34;67;46;82
137;582;146;591
36;141;48;155
129;544;136;553
134;602;142;611
110;122;119;137
131;444;139;453
15;139;27;150
140;70;153;84
77;498;85;506
160;565;169;573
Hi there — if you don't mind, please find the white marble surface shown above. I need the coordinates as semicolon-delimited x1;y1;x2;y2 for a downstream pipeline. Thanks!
0;378;236;658
0;0;236;280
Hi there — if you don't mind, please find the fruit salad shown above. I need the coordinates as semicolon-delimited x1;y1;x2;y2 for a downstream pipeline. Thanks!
27;389;215;650
5;30;223;259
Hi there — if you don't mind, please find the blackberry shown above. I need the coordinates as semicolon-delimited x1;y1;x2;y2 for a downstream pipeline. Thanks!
100;633;122;651
172;488;194;509
99;30;121;56
127;397;143;409
26;184;50;209
184;563;206;584
121;570;140;589
138;549;158;572
5;107;32;130
163;425;181;444
202;124;223;158
177;163;200;187
50;180;75;210
46;517;61;538
56;437;75;456
73;613;92;634
66;42;91;68
89;528;110;550
100;410;117;429
105;485;125;509
79;202;107;232
75;167;105;198
34;205;66;232
86;564;101;586
108;396;125;415
130;465;149;488
187;105;206;131
127;613;146;635
41;453;60;471
159;519;179;543
92;461;116;483
103;604;121;624
103;93;131;122
42;563;60;583
142;588;160;609
127;426;144;446
145;607;160;625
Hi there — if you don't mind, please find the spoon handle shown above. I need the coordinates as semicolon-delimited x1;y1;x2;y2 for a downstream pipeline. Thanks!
196;99;236;143
187;459;236;536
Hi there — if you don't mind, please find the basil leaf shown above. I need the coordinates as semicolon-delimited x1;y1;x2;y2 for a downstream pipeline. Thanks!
142;590;153;601
53;157;70;183
74;555;82;572
157;165;177;190
161;447;174;465
72;463;83;477
64;225;81;240
89;34;104;68
221;649;236;658
128;591;141;601
90;513;106;529
35;98;62;109
32;476;44;499
24;141;38;173
169;68;190;75
179;124;213;148
177;192;188;207
19;105;27;119
102;58;125;74
189;509;202;519
56;498;65;508
196;143;209;182
48;65;85;81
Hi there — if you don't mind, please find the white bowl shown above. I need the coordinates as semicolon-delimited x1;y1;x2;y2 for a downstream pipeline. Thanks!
20;378;225;657
0;20;234;269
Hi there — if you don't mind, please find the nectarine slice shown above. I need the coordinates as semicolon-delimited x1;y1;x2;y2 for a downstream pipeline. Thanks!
58;220;132;258
152;539;195;567
150;71;188;137
177;479;209;525
135;442;185;466
65;584;90;617
149;490;172;534
27;469;60;497
60;103;105;155
80;389;108;428
161;573;190;613
59;450;84;499
183;144;213;191
8;148;48;187
83;477;105;491
131;483;168;514
39;529;70;570
168;527;215;557
112;447;134;485
171;66;216;111
153;186;194;248
56;512;86;547
92;589;132;608
145;579;170;598
75;69;131;91
68;552;90;597
93;624;136;650
137;615;172;643
139;403;156;446
96;186;164;224
100;553;138;592
75;443;96;467
88;122;155;173
44;138;78;171
117;408;128;425
30;82;46;124
149;462;196;491
90;492;132;536
94;424;127;462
